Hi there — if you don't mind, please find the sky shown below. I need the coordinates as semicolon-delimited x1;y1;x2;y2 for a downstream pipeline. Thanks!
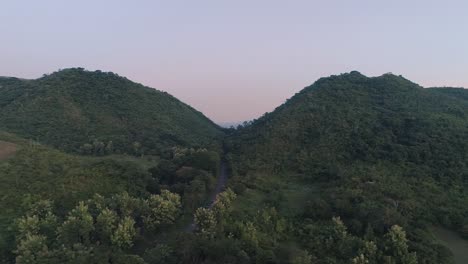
1;0;467;124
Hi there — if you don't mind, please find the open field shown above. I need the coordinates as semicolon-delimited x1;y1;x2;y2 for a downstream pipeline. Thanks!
432;226;468;264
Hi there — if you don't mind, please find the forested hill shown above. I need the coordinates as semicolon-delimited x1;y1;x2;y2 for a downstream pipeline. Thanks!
224;72;468;263
0;68;223;154
228;71;468;173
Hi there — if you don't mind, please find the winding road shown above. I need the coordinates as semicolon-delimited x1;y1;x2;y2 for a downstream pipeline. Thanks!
208;159;228;208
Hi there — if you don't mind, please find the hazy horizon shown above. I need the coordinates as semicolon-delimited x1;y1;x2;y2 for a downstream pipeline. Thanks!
2;0;468;123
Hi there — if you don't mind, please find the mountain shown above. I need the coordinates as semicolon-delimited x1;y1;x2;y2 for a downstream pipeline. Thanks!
225;72;468;263
0;68;223;155
3;70;468;263
228;72;468;172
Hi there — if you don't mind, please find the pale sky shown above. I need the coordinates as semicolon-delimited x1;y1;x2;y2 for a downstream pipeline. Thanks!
1;0;467;123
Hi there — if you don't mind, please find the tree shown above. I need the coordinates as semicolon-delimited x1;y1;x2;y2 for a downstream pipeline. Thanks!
58;202;94;246
239;221;259;248
17;215;40;240
358;241;378;263
331;216;348;241
57;243;93;263
113;192;142;217
212;188;236;219
384;225;417;264
291;250;313;264
15;234;50;264
256;207;287;240
111;217;136;249
194;207;217;238
351;254;369;264
143;190;181;230
96;208;118;243
143;244;176;264
17;199;58;241
183;179;207;211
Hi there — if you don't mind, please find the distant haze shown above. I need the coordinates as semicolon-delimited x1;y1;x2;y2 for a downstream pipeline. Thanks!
1;0;467;123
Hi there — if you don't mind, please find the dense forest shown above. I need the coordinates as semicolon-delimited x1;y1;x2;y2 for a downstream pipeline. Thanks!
1;70;468;263
0;68;223;155
224;72;468;263
0;131;222;263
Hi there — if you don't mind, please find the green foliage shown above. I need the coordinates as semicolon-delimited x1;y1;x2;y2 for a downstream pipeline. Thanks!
149;147;219;211
143;190;182;230
15;234;49;264
12;190;181;263
291;250;313;264
143;244;176;264
58;202;94;246
0;140;155;261
225;72;468;263
111;217;136;249
194;208;217;238
0;132;220;262
95;208;117;243
383;225;418;264
212;188;237;219
0;68;223;155
193;189;237;238
3;71;468;263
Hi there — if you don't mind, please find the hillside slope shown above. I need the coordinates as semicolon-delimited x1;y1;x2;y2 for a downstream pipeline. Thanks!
0;68;222;154
428;87;468;102
229;72;467;172
225;72;468;263
0;131;222;262
0;131;153;259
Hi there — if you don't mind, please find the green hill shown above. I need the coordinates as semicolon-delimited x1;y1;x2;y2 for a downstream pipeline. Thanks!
228;72;467;172
0;69;225;262
2;70;468;263
0;68;222;155
224;72;468;263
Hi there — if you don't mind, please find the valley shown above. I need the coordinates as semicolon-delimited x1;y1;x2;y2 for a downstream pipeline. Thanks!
0;69;467;263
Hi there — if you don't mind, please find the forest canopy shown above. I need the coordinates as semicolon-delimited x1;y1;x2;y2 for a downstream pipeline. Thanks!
0;68;223;155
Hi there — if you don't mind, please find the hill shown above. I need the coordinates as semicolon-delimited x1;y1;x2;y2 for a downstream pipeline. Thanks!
223;72;468;263
228;72;467;172
0;68;223;155
2;70;468;263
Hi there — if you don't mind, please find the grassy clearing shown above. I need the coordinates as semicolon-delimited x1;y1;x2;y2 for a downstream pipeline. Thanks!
232;172;317;218
83;154;160;170
432;226;468;264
